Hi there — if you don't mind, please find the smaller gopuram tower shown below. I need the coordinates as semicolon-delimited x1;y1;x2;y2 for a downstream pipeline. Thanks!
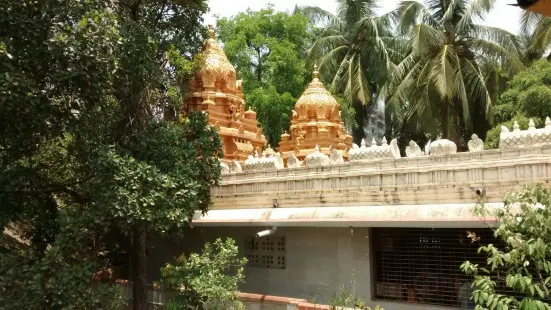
184;25;266;164
277;65;353;163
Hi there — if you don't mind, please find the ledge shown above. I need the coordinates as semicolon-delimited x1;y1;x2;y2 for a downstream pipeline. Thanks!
238;292;330;310
193;203;503;228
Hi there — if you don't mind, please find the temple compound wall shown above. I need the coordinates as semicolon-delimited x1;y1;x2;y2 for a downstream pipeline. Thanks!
145;122;551;310
168;20;551;309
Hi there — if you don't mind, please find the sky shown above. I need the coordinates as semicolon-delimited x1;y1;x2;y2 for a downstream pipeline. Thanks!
203;0;525;35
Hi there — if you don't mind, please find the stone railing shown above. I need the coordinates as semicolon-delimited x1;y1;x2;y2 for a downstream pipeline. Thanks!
211;122;551;210
500;117;551;149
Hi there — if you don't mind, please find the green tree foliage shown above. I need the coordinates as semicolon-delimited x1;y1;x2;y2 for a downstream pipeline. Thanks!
0;0;122;307
0;247;123;309
485;60;551;149
216;6;313;147
0;0;221;308
461;184;551;309
161;238;247;310
246;87;296;147
217;6;310;97
388;0;524;147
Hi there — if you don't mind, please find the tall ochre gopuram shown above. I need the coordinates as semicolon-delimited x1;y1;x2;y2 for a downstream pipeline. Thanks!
277;65;353;163
183;25;266;164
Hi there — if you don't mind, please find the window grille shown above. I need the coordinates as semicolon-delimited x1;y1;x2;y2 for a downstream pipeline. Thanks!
372;228;506;307
245;236;285;269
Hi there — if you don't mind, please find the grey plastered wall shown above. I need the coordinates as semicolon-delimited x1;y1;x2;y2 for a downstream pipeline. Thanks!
148;226;454;310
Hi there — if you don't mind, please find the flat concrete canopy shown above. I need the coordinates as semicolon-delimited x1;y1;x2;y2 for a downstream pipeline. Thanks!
192;203;503;228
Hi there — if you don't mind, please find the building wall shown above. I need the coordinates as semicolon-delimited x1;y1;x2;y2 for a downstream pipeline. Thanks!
212;146;551;211
148;226;455;310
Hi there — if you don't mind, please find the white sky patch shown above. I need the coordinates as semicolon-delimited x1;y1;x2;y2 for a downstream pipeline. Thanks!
204;0;525;35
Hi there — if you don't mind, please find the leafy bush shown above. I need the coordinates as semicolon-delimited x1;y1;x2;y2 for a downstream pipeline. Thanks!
161;238;247;310
461;184;551;310
327;284;384;310
486;60;551;149
519;85;551;118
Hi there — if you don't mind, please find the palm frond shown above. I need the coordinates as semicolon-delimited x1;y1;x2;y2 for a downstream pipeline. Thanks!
453;54;471;129
337;0;378;27
318;45;350;80
467;0;494;19
350;54;372;105
295;6;335;25
455;0;496;37
330;51;353;95
441;0;468;25
530;17;551;55
308;34;349;61
410;23;445;57
357;16;393;75
394;1;439;33
469;25;524;74
461;58;492;119
520;9;542;34
386;54;423;109
429;44;459;100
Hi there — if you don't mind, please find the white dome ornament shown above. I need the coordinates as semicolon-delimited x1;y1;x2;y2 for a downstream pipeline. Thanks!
305;145;330;167
430;139;457;156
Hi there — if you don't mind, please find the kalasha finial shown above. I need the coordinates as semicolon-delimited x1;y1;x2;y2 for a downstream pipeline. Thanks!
208;24;215;39
529;119;536;130
313;64;319;79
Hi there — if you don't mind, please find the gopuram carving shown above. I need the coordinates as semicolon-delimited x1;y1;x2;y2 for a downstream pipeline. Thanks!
277;65;353;166
184;24;266;164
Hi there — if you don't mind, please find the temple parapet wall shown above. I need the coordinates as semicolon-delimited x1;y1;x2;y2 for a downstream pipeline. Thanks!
500;117;551;149
212;121;551;210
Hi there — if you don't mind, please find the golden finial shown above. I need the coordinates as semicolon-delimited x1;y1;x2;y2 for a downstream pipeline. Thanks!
313;64;319;79
208;24;215;39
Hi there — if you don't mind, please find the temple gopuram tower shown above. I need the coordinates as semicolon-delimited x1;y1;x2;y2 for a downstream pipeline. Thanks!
278;65;353;164
184;25;266;164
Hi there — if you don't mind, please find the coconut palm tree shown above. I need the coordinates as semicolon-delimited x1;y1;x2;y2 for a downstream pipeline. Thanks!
519;10;551;62
297;0;404;142
387;0;524;146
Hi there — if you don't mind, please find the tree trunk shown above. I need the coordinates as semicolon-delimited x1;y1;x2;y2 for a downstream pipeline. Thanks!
352;101;368;144
442;102;450;139
442;101;461;147
131;223;148;310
